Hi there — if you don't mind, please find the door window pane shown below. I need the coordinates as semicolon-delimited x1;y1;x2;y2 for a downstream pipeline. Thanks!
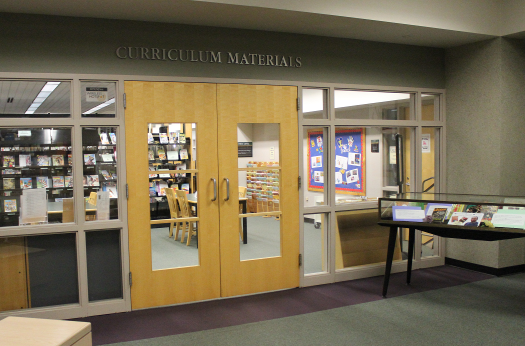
0;233;79;312
0;80;70;118
0;127;73;227
302;88;328;119
148;123;198;270
82;127;119;221
334;90;412;120
81;82;116;118
304;127;327;206
304;213;328;275
421;127;440;257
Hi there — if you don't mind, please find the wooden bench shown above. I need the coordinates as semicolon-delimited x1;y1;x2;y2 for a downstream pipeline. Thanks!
0;317;91;346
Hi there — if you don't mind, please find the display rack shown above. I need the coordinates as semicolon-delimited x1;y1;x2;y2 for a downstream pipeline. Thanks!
246;161;280;214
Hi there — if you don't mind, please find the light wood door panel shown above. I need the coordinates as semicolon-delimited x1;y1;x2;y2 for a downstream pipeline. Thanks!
125;81;220;309
217;84;299;297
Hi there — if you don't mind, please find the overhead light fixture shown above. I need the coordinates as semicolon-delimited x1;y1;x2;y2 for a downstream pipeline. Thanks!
83;98;115;115
7;97;14;103
25;82;60;114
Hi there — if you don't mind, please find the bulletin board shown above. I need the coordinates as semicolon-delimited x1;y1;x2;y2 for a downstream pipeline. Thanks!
308;128;365;195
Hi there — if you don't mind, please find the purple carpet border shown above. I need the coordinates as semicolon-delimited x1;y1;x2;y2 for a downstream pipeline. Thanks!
75;265;492;345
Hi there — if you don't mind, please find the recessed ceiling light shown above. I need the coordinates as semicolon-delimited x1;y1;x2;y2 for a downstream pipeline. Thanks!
25;82;60;114
83;98;115;115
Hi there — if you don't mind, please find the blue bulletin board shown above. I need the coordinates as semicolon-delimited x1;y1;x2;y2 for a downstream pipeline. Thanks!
308;128;366;195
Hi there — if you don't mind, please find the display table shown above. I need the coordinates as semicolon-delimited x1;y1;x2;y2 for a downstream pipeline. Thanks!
378;193;525;297
0;316;91;346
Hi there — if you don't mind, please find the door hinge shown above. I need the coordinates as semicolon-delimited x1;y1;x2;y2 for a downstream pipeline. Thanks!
123;93;127;109
298;176;301;189
299;253;303;267
129;272;132;287
297;98;300;111
126;184;129;199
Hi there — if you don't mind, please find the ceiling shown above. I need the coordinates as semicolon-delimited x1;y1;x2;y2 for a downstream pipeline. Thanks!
0;0;509;48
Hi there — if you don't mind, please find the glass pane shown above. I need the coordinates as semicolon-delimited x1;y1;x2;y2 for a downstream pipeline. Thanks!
304;213;327;275
82;127;119;221
334;90;412;120
86;229;123;302
238;123;281;260
149;123;198;270
422;94;440;121
302;88;327;119
334;127;412;205
421;127;440;258
336;210;402;270
304;127;327;206
0;80;70;118
0;233;79;312
81;81;116;118
0;127;73;227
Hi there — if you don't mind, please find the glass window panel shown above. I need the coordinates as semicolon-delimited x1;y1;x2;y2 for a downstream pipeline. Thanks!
0;233;79;312
303;127;327;206
334;90;412;120
82;127;119;221
302;88;327;119
304;213;328;275
149;123;198;270
422;94;440;121
0;127;73;227
0;80;70;118
421;127;440;258
86;229;123;302
240;216;280;260
336;210;402;270
81;81;116;118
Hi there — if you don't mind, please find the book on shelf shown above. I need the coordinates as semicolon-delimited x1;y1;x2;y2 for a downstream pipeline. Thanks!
167;151;179;160
3;178;15;190
3;156;15;167
158;169;170;178
52;176;64;188
157;148;166;160
100;170;112;180
103;182;118;198
147;133;154;144
65;176;73;187
52;155;64;166
36;176;49;188
148;149;155;161
100;133;110;145
20;177;32;189
109;133;117;145
178;133;186;144
84;154;96;165
148;166;158;178
169;132;177;144
157;181;169;196
37;155;50;166
19;154;31;167
149;182;157;196
101;153;114;162
180;149;188;160
181;183;190;192
4;199;17;213
87;175;100;187
68;154;72;166
2;169;21;175
160;133;169;144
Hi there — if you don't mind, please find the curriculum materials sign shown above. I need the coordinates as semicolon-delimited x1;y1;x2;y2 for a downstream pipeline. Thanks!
308;128;365;195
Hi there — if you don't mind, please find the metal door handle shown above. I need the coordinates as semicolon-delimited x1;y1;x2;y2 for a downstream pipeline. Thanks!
211;178;217;201
224;178;230;201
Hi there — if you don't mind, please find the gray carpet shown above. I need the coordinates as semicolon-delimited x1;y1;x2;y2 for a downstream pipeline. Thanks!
104;273;525;346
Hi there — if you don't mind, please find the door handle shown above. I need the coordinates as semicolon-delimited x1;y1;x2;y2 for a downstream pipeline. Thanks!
211;178;217;201
224;178;230;201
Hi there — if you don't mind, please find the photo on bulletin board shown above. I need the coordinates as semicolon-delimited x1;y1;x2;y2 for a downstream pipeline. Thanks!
307;128;366;195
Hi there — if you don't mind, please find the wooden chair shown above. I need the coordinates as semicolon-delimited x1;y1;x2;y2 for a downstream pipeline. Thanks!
238;186;247;241
176;190;195;246
165;188;182;240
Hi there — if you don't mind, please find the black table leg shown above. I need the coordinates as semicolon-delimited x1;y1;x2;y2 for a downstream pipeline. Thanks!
242;200;248;244
382;226;398;298
407;228;415;284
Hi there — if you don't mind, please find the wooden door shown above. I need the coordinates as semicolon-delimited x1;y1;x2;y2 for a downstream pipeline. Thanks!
217;84;299;297
125;81;220;309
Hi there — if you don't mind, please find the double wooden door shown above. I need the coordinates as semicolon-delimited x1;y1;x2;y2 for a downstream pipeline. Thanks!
125;81;299;309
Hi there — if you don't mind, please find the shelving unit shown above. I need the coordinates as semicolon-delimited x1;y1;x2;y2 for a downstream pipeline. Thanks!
246;161;280;214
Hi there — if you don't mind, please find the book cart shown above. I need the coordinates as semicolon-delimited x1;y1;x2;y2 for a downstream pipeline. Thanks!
245;161;280;217
378;193;525;297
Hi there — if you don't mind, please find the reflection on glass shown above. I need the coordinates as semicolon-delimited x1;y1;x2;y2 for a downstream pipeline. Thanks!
304;213;327;274
238;123;281;260
302;88;327;119
81;82;116;118
0;80;70;118
422;94;440;121
336;210;402;270
0;233;79;312
304;127;326;206
82;127;118;221
148;123;198;270
240;216;280;260
0;127;73;227
334;90;411;120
